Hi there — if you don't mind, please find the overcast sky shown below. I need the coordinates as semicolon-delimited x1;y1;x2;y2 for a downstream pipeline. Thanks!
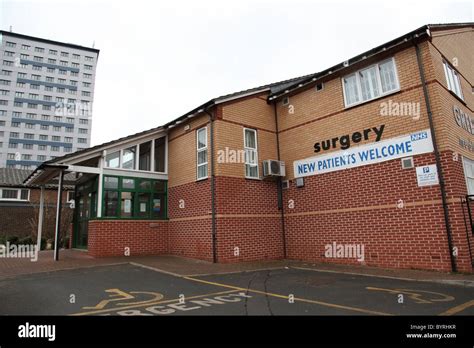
1;0;472;146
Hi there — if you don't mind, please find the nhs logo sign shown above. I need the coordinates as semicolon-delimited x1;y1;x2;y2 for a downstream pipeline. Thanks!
411;131;428;141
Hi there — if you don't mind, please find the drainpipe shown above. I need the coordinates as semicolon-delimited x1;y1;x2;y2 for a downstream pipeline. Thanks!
274;103;287;258
415;42;457;272
204;107;218;263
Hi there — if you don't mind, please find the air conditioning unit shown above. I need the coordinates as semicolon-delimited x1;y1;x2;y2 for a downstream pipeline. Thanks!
263;160;286;177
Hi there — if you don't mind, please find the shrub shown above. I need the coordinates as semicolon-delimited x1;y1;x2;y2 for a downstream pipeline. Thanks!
18;236;35;245
6;236;19;245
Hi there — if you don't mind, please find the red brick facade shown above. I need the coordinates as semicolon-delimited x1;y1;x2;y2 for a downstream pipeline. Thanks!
78;25;473;274
88;220;168;257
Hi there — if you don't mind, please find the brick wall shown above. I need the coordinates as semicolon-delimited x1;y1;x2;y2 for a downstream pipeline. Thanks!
87;220;168;257
0;188;71;239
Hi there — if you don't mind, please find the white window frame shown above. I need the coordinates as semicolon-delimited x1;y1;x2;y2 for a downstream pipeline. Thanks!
243;128;259;179
342;57;400;108
196;127;208;180
463;156;474;195
0;187;30;201
443;61;464;101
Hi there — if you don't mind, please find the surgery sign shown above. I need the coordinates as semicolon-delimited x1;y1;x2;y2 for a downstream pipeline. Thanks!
294;129;433;178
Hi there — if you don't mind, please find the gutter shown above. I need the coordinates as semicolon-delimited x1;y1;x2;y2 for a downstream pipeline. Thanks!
414;42;457;272
204;107;218;263
274;103;287;258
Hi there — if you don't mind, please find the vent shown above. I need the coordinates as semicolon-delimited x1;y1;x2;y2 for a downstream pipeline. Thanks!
401;157;414;169
315;83;324;91
281;180;289;189
282;97;289;106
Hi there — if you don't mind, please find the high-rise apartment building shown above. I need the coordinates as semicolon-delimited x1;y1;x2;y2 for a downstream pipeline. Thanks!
0;30;99;169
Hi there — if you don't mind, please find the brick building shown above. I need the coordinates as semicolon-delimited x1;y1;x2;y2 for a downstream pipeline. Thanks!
24;23;474;273
0;168;73;242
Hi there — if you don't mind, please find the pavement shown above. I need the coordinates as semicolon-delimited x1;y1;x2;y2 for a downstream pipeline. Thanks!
0;250;473;316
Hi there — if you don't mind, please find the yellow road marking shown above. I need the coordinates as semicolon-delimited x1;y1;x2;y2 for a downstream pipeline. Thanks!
71;289;237;316
439;300;474;316
366;287;454;304
115;291;164;306
183;276;393;316
82;288;135;310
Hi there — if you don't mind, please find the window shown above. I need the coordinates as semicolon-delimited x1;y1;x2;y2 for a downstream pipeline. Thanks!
24;133;34;139
122;146;136;169
154;137;166;172
52;136;61;141
196;128;208;180
106;151;120;168
67;117;74;123
65;127;73;132
32;65;42;71
65;137;73;143
0;188;30;201
17;72;26;78
60;60;68;66
463;157;474;194
23;144;33;149
10;132;19;138
22;154;32;160
244;128;259;178
79;128;88;134
49;49;57;55
38;144;47;151
0;80;11;86
84;65;92;70
21;45;30;50
4;51;14;57
30;84;40;90
85;56;94;62
3;60;13;66
6;42;16;48
11;122;20;127
51;146;59;151
60;52;69;57
102;176;167;219
72;54;80;60
79;118;88;125
47;68;55;73
1;70;12;76
342;57;399;107
59;70;66;75
443;62;464;100
72;63;79;68
8;143;18;148
83;82;91;88
12;111;21;117
0;110;6;115
39;135;48;140
35;47;44;53
139;141;151;171
83;73;92;79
